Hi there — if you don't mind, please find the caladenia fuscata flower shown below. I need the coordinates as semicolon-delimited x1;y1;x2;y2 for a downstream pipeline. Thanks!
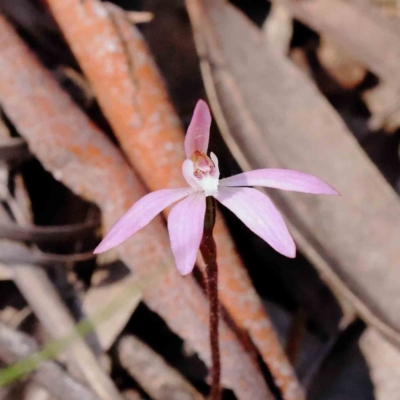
94;100;339;275
94;99;338;400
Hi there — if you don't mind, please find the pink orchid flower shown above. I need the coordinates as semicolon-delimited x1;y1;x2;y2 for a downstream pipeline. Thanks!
94;100;339;275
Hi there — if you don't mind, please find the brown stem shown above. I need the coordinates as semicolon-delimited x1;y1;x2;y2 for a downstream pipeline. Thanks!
200;196;221;400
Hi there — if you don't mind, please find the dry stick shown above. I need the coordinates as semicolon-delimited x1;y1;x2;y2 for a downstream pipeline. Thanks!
0;241;95;266
200;197;220;400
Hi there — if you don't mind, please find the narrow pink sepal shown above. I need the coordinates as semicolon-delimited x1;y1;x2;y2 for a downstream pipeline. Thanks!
168;192;206;276
215;187;296;258
219;169;339;195
184;99;212;158
94;188;193;254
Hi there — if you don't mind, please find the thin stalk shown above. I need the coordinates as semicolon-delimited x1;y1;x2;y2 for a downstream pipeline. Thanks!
200;196;220;400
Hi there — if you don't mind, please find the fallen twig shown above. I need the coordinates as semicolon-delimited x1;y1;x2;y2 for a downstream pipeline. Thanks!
0;241;95;265
0;220;99;243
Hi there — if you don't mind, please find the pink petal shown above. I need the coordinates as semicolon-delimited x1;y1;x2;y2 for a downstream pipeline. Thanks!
168;192;206;275
215;187;296;258
184;99;212;158
219;169;339;195
94;188;193;254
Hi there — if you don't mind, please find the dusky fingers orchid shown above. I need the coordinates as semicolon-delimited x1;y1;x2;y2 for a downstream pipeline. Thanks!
94;99;339;275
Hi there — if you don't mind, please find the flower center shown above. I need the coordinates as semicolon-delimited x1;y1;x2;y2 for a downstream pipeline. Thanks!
182;151;220;196
191;150;215;180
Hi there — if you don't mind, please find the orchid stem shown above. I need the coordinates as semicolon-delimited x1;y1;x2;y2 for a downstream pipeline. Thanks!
200;196;221;400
